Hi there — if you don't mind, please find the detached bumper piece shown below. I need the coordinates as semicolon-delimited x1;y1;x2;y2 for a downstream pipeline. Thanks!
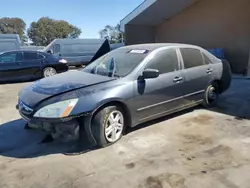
42;120;80;143
17;100;98;148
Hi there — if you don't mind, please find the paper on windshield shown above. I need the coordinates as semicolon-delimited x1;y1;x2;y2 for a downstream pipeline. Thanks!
129;49;148;54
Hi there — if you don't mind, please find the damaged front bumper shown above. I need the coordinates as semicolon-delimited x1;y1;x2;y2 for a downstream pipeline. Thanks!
17;103;97;146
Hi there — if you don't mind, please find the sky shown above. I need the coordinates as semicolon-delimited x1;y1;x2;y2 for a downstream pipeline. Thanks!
0;0;144;38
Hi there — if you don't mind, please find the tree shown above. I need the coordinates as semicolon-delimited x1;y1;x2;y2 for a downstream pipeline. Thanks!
27;17;82;46
99;24;124;44
0;17;28;44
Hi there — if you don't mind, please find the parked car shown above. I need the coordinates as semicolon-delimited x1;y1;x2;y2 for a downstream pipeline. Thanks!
0;34;21;53
42;38;111;67
0;50;68;82
17;43;231;148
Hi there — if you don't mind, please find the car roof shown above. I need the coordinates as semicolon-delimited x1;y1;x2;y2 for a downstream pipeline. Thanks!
118;43;203;52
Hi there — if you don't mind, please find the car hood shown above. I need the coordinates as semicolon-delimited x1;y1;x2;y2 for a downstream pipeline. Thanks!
19;71;115;107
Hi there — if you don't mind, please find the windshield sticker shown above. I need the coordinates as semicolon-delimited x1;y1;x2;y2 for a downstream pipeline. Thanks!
129;49;148;54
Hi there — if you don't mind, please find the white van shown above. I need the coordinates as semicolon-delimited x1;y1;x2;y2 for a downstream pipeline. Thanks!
43;38;111;67
0;34;21;53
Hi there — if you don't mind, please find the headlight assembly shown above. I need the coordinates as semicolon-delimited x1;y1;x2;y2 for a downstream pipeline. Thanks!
34;99;78;118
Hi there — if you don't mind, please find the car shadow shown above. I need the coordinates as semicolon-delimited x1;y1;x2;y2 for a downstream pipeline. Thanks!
0;107;198;159
208;79;250;120
209;97;250;120
0;119;93;159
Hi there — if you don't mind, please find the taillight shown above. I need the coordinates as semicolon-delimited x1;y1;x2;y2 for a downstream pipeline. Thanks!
59;59;67;64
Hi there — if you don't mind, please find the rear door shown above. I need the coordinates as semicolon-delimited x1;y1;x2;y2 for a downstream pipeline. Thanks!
0;52;22;81
18;52;43;79
133;48;186;122
179;48;213;103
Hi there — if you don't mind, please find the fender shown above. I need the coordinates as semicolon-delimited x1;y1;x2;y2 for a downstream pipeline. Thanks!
79;98;131;147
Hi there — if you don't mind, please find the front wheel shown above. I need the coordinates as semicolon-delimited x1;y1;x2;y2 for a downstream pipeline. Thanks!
91;106;125;147
202;83;219;107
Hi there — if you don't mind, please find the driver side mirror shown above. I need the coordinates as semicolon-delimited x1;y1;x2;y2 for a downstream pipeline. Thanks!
141;69;160;79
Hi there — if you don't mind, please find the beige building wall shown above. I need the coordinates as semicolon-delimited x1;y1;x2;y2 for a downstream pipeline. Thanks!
125;25;155;45
155;0;250;73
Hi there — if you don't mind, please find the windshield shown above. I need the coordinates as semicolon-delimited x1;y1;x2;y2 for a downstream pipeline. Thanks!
82;48;149;77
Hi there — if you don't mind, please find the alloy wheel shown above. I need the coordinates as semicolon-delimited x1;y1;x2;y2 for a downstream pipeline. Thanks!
104;110;124;143
207;86;217;104
44;67;57;77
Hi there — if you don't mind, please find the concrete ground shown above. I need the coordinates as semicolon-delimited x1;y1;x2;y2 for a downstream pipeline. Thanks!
0;78;250;188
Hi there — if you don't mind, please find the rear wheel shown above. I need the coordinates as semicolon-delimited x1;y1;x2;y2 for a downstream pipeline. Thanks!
91;106;125;147
202;83;219;107
43;67;57;78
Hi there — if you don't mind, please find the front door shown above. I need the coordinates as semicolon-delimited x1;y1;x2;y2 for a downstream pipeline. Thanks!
179;48;213;103
133;48;186;122
18;52;43;79
0;52;22;82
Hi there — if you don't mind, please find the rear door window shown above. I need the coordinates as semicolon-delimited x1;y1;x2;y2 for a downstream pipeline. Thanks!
145;49;179;74
180;48;204;69
0;52;22;63
23;52;38;61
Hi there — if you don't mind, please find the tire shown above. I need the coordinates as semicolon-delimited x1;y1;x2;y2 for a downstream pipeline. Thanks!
220;59;232;93
43;67;57;78
91;106;125;147
202;82;219;108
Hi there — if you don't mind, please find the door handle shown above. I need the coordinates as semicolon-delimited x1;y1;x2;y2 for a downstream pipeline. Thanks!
173;77;183;83
207;68;213;74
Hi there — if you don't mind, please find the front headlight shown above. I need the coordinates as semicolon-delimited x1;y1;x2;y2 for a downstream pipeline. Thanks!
34;99;78;118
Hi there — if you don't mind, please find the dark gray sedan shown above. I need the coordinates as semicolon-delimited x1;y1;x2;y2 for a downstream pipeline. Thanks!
17;44;231;147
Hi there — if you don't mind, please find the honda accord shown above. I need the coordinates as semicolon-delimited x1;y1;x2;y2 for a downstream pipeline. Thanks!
17;43;231;147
